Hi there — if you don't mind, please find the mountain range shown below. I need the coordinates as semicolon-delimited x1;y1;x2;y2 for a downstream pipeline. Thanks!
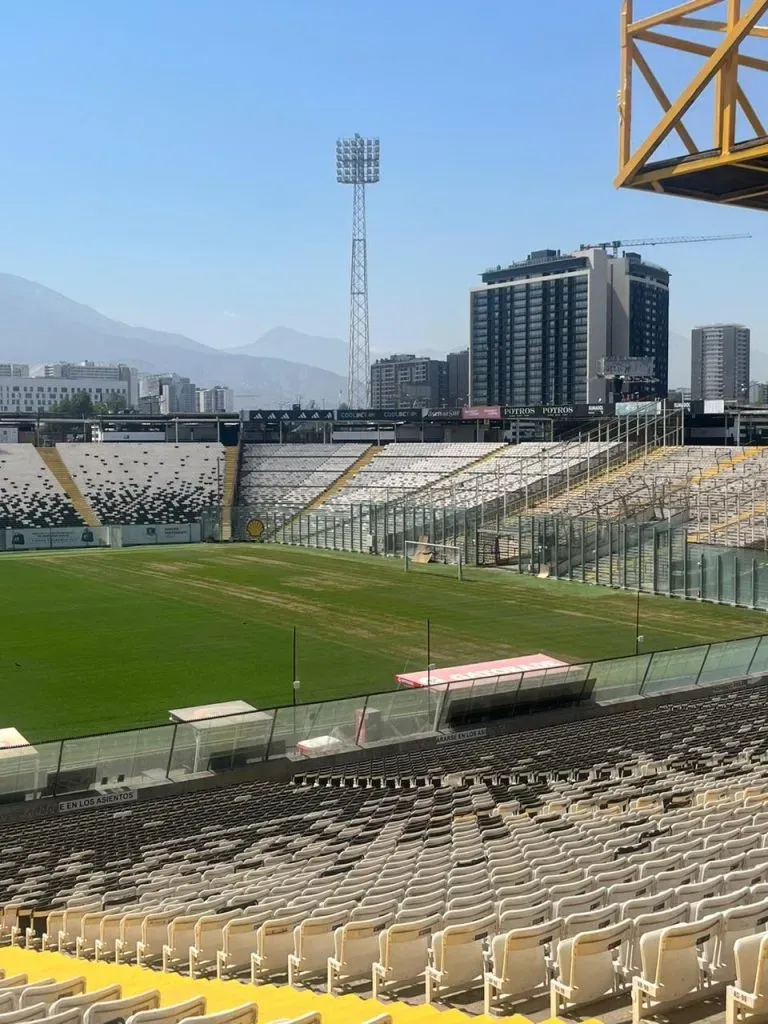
0;273;759;402
0;275;348;408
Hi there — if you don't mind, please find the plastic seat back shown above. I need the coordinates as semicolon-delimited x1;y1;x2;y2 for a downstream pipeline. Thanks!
563;904;620;939
489;918;563;1001
50;987;121;1019
126;998;206;1024
19;979;86;1011
557;919;632;1007
498;900;553;932
84;992;161;1024
638;913;721;1002
431;914;495;994
717;899;768;983
176;1007;256;1024
626;905;688;974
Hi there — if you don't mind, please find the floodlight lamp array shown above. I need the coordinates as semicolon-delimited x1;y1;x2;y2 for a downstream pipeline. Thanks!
336;134;380;184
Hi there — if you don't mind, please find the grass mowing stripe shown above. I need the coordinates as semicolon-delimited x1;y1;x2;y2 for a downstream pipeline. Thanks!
0;543;762;740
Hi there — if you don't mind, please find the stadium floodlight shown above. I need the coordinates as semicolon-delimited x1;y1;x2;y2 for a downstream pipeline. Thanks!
336;134;380;407
336;135;380;185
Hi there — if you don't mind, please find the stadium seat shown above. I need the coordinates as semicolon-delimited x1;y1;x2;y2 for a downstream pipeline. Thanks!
727;932;768;1024
250;912;307;983
713;900;768;984
425;914;496;1004
483;918;563;1014
161;914;203;974
175;1006;256;1024
84;994;161;1024
0;1007;49;1024
287;911;349;987
327;916;390;994
18;979;86;1011
188;911;242;978
49;988;122;1020
631;914;722;1023
372;916;440;999
623;905;689;977
550;919;632;1015
136;908;185;968
38;1011;82;1024
125;997;207;1024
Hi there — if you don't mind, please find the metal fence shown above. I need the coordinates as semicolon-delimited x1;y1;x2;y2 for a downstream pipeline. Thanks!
233;501;488;565
478;514;768;609
2;632;767;803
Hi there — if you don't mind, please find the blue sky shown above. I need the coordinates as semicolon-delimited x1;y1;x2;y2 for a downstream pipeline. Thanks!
0;0;763;383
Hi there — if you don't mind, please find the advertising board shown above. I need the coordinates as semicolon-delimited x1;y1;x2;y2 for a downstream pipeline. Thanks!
6;527;110;550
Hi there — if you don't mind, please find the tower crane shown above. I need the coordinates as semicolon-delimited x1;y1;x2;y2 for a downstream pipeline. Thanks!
579;233;751;256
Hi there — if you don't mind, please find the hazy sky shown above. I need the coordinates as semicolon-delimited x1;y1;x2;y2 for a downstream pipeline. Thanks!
0;0;763;383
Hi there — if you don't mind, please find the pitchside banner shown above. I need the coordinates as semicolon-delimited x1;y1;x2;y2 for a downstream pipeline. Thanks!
120;523;201;546
6;527;110;550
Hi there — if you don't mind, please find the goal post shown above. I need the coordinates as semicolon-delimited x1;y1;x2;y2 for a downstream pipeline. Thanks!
404;538;463;581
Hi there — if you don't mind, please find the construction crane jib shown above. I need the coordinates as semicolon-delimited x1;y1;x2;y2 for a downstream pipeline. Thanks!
579;233;751;256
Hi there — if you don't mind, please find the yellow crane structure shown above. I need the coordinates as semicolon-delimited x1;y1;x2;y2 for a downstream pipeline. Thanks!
616;0;768;210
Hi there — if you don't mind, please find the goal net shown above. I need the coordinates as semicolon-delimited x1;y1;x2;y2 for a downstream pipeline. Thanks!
404;537;463;580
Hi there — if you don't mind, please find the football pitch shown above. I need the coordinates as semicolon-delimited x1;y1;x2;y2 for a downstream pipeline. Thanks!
2;543;765;741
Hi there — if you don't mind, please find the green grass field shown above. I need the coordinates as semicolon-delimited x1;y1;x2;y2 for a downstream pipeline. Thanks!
1;543;765;741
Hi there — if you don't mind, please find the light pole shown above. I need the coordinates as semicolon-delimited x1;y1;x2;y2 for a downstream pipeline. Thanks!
336;134;380;407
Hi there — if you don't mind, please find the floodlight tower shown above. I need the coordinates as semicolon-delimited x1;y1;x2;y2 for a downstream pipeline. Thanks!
336;134;379;407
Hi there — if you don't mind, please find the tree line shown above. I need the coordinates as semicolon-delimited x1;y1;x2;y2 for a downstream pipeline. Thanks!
48;391;127;417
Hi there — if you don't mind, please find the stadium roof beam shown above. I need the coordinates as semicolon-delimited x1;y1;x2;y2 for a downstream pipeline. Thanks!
616;0;768;211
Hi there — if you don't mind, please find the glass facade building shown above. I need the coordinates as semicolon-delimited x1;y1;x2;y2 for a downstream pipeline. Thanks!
471;248;669;406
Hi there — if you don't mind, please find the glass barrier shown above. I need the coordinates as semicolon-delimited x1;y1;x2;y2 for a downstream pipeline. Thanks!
57;726;176;792
5;632;767;798
270;696;367;758
747;634;768;676
167;711;274;777
0;739;62;798
642;645;710;695
587;655;650;702
357;686;433;744
697;637;761;687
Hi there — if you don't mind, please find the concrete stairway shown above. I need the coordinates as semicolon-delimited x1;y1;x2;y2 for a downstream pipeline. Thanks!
306;446;383;510
220;446;239;541
37;447;100;526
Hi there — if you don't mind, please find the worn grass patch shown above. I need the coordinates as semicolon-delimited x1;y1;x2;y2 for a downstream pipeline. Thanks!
0;544;763;740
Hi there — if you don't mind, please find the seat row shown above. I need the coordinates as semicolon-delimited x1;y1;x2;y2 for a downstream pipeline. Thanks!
0;973;339;1024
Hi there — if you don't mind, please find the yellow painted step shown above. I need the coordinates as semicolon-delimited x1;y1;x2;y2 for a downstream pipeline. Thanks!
37;446;100;526
308;446;383;510
0;947;547;1024
220;446;239;540
691;446;762;484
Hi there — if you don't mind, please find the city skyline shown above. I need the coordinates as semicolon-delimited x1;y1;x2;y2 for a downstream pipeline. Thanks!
0;1;762;384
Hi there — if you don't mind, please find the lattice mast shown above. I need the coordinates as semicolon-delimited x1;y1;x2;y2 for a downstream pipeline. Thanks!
336;135;380;407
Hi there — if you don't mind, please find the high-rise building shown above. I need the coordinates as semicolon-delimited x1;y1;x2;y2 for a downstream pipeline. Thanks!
691;324;750;402
369;354;446;408
470;247;669;406
140;373;197;414
39;361;138;408
196;385;234;413
0;364;30;377
446;350;469;407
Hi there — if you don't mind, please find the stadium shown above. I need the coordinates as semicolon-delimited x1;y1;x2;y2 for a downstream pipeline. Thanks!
2;4;768;1024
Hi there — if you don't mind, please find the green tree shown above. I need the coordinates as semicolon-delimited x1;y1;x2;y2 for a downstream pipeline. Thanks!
93;394;127;415
49;391;94;418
